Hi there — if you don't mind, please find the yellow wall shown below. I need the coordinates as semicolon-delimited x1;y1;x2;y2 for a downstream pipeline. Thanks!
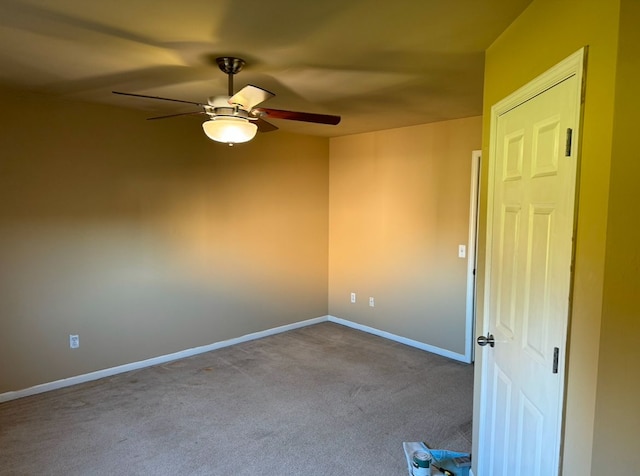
475;0;621;474
591;0;640;472
328;117;482;355
0;87;329;393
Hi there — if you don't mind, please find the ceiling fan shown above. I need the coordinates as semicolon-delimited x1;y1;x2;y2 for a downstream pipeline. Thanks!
113;57;341;146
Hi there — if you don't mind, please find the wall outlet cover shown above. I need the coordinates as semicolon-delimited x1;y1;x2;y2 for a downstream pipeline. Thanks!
69;334;79;349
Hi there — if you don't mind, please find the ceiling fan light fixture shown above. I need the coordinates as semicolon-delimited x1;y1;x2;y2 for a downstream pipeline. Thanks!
202;117;257;145
113;56;340;142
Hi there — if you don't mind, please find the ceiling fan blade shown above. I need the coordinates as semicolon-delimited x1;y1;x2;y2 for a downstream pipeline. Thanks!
112;91;205;107
255;118;279;133
254;108;341;125
147;111;207;121
229;85;275;110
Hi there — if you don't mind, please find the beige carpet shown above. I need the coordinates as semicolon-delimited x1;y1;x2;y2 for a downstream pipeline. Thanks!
0;322;473;475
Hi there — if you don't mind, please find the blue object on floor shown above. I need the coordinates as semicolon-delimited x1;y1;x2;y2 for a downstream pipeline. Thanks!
403;441;470;476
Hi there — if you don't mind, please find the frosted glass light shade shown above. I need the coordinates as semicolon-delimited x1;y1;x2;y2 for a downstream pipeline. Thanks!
202;118;258;144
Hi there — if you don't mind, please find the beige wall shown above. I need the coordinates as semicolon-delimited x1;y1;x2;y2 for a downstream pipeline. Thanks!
1;87;483;395
592;0;640;472
474;0;626;474
328;117;482;355
0;87;329;394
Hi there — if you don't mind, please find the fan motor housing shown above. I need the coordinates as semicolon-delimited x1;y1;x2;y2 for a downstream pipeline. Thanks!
206;96;252;120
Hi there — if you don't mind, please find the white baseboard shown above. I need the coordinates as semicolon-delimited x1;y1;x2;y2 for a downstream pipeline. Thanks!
0;316;327;404
328;316;468;363
1;315;467;403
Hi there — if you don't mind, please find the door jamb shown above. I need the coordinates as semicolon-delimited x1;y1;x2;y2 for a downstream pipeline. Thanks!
464;150;481;363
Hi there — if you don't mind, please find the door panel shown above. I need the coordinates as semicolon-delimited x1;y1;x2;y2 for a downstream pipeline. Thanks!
489;366;512;476
496;205;520;337
515;393;543;474
479;72;579;476
524;206;553;360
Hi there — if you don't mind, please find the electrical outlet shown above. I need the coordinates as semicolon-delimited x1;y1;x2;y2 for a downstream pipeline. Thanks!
369;297;375;307
350;292;356;303
69;334;79;349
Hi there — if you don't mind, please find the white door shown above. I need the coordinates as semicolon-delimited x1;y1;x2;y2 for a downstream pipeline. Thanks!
477;51;583;476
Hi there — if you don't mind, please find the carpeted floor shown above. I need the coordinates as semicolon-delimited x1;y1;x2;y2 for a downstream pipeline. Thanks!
0;322;473;475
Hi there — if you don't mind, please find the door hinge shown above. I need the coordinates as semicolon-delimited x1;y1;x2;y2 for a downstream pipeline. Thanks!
553;347;560;373
565;128;573;157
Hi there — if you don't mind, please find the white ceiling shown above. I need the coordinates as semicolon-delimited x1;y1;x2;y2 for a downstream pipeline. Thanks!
0;0;532;137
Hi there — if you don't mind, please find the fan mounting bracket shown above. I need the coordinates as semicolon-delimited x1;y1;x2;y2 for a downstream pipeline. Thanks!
216;57;246;96
216;57;245;76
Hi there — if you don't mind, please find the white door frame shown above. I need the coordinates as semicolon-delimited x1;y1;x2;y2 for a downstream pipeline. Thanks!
464;150;481;363
473;48;586;476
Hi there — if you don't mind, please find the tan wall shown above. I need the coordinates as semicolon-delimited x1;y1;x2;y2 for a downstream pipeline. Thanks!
0;87;329;394
1;87;482;395
592;0;640;472
474;0;621;474
328;117;482;355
